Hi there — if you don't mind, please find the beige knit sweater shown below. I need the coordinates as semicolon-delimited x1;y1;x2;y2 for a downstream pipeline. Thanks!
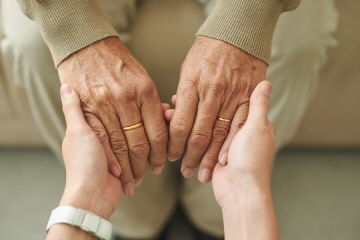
17;0;300;67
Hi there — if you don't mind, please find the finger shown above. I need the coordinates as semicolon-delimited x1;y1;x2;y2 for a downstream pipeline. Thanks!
60;84;88;129
164;109;175;122
218;102;250;165
140;90;168;174
117;101;149;186
168;88;198;162
198;103;237;183
171;95;177;106
83;112;122;179
60;85;122;179
181;98;220;178
100;112;135;196
247;81;272;124
161;103;171;112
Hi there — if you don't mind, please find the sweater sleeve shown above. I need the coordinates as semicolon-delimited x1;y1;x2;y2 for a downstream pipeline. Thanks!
16;0;119;67
197;0;301;64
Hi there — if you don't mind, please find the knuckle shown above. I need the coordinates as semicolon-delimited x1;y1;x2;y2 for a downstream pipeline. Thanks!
129;141;150;158
112;140;129;157
132;168;146;178
117;87;136;103
140;81;157;99
184;157;201;169
84;112;100;125
83;114;110;143
171;119;189;139
96;130;109;145
190;131;211;149
212;126;229;143
208;82;225;95
120;168;133;183
178;79;199;96
151;127;168;145
203;155;219;167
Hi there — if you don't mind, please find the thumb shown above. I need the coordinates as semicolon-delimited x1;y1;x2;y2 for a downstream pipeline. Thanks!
60;84;88;129
247;81;272;124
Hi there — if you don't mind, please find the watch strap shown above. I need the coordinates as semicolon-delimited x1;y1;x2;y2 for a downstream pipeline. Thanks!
46;206;112;240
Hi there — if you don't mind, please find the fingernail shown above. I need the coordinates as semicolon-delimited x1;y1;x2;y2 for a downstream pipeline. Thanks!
110;165;121;178
260;81;272;96
60;84;72;100
168;154;180;162
199;168;211;183
219;152;228;166
134;177;144;187
182;167;195;178
124;182;135;197
151;165;164;174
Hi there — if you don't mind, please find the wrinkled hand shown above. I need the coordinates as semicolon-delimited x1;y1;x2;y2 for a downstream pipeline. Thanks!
211;81;275;208
58;37;168;196
60;84;121;220
168;36;267;183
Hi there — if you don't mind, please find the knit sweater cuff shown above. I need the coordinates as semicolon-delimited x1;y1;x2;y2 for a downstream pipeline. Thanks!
27;0;119;67
197;0;286;64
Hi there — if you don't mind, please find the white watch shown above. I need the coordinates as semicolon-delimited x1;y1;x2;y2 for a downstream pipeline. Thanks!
46;206;112;240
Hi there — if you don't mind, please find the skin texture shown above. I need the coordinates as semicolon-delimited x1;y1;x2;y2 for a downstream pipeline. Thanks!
47;82;279;240
46;84;122;240
166;81;279;240
168;35;268;183
46;85;174;240
58;33;267;194
212;81;275;207
59;84;121;220
213;81;279;240
58;37;168;196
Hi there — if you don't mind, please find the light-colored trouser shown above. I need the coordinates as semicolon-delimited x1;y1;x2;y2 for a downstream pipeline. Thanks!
0;0;338;238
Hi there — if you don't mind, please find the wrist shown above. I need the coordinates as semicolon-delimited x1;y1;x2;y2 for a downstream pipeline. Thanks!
221;184;279;240
220;182;271;213
60;185;114;220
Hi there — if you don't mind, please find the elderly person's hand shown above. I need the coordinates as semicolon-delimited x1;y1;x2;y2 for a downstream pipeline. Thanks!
58;37;168;196
168;36;267;183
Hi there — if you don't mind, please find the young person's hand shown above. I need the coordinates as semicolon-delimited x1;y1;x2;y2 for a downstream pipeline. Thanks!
212;81;275;208
46;85;172;240
165;81;278;240
212;81;279;240
59;84;122;221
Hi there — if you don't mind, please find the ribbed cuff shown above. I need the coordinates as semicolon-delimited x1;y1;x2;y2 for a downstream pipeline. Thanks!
197;0;285;64
30;0;119;67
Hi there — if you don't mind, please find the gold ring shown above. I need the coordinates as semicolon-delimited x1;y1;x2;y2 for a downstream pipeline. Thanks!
217;117;232;123
122;122;143;131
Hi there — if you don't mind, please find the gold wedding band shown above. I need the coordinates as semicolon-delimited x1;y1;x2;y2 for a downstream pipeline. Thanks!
217;117;232;123
122;122;143;131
